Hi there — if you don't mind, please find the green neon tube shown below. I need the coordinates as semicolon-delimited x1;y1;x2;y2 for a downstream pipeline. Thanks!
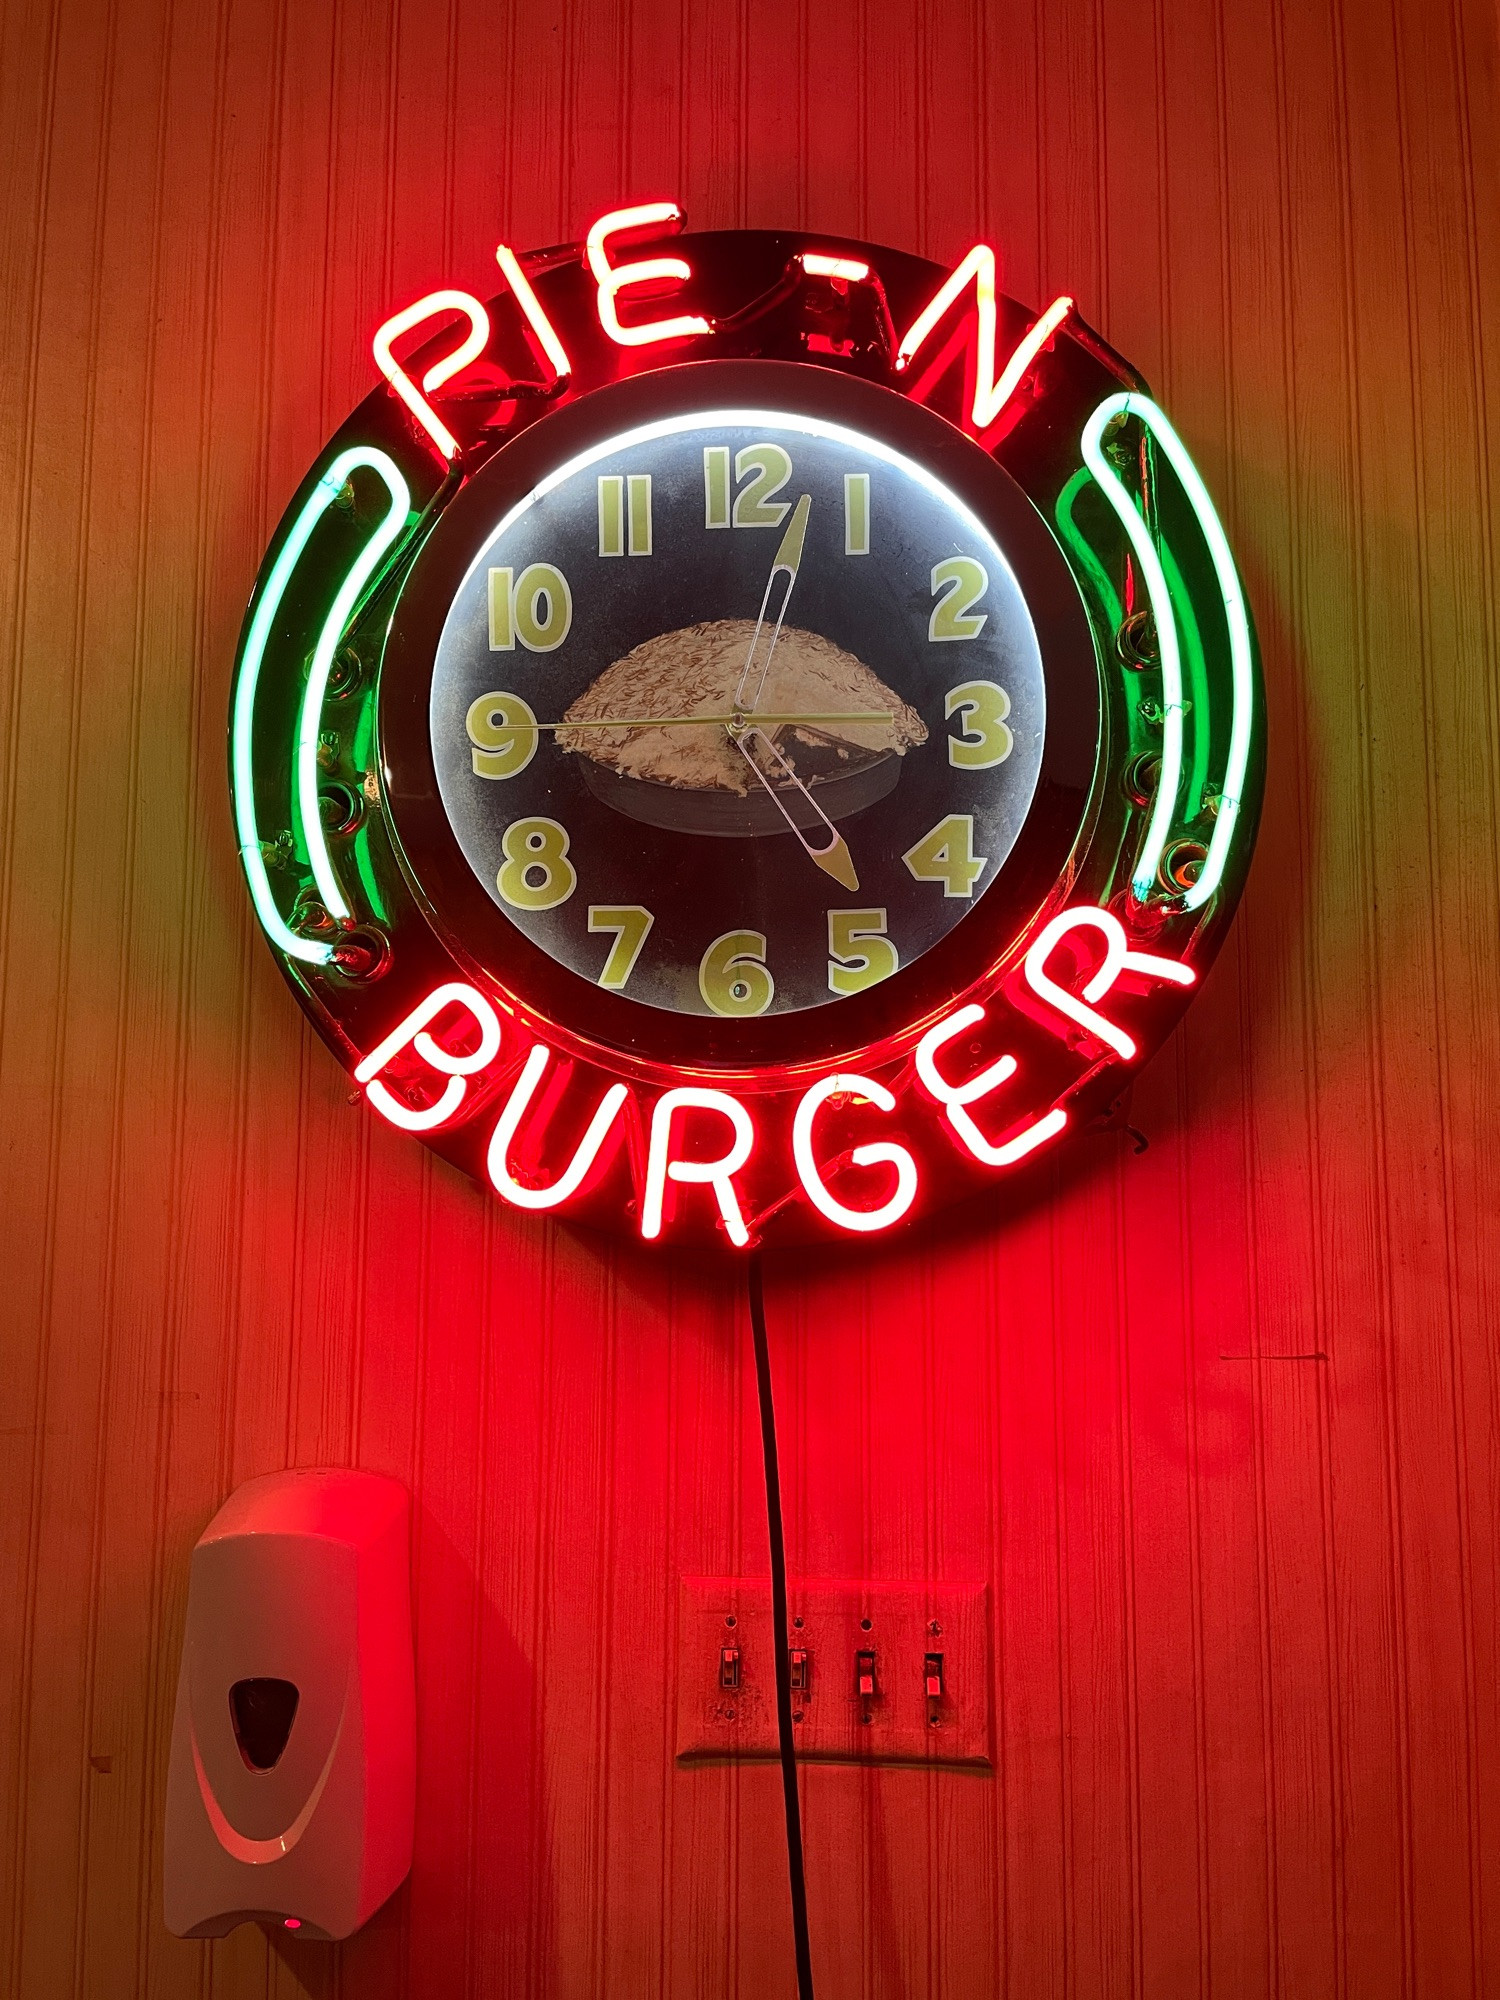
294;456;409;926
348;699;389;923
1054;466;1124;634
1080;392;1253;910
1059;463;1209;815
351;825;390;924
231;447;411;963
1159;537;1211;819
1080;398;1185;901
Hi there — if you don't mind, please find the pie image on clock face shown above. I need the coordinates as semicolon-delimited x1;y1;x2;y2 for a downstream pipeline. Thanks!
555;618;927;837
424;405;1058;1020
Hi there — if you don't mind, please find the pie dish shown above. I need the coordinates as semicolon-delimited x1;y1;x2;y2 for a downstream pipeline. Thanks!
556;617;926;836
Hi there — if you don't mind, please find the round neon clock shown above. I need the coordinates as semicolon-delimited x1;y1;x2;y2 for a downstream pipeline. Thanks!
230;205;1263;1249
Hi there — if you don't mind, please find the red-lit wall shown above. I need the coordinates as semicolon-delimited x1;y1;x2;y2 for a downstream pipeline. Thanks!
3;0;1498;1994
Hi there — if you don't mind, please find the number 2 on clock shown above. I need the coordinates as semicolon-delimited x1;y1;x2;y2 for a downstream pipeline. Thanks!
929;557;989;641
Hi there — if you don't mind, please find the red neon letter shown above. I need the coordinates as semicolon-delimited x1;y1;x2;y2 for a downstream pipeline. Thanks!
791;1074;918;1234
798;251;871;283
371;290;491;462
894;242;1072;433
586;202;711;349
987;294;1074;418
486;1044;628;1211
1023;907;1195;1060
355;983;502;1132
915;1005;1067;1165
641;1087;754;1246
494;243;572;385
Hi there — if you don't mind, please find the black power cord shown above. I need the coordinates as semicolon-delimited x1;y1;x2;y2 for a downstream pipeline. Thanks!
746;1251;816;2000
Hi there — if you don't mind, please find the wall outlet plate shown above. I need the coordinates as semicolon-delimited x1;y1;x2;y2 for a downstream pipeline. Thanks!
676;1578;990;1767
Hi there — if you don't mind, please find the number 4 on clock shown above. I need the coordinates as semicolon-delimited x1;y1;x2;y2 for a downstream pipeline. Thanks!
902;814;987;897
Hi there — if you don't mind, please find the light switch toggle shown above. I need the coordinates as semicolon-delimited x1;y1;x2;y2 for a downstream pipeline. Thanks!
789;1648;810;1694
719;1646;741;1692
924;1651;945;1726
855;1649;877;1700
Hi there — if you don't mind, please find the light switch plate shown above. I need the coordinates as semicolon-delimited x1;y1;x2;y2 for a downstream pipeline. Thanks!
676;1578;990;1767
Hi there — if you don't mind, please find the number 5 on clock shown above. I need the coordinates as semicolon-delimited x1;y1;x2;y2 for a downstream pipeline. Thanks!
588;905;655;990
827;909;898;995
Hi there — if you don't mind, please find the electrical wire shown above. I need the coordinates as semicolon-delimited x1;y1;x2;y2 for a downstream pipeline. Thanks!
746;1251;816;2000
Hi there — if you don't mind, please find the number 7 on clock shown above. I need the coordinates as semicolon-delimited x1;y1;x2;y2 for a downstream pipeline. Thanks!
589;905;656;989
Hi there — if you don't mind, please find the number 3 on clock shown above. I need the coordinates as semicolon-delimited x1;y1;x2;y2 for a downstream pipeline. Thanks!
945;679;1013;769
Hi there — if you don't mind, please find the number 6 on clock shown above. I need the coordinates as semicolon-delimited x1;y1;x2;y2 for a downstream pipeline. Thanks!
699;930;775;1016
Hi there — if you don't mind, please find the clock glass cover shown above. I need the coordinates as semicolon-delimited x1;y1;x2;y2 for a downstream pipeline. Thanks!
427;409;1048;1020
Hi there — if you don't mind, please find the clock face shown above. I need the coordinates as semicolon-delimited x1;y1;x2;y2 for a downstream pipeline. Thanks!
426;409;1049;1020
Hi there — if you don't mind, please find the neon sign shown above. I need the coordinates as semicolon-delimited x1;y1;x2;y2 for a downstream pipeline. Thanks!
229;206;1263;1249
585;201;712;349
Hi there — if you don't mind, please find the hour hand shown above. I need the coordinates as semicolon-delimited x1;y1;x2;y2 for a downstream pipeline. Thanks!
731;727;860;893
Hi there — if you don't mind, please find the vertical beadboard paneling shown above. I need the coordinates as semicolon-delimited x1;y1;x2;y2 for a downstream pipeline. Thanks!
1;0;1498;1994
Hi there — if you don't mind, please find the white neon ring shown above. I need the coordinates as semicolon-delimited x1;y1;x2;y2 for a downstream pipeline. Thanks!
232;446;410;964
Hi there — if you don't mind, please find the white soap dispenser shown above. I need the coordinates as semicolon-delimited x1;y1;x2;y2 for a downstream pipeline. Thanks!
163;1468;415;1941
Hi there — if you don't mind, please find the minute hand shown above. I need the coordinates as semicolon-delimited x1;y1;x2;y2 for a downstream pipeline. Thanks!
734;494;812;715
727;494;861;893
